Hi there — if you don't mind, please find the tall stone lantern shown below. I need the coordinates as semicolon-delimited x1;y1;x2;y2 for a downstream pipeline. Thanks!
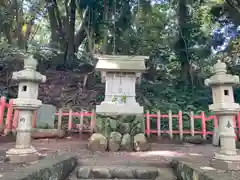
94;55;147;115
6;56;46;163
205;60;240;170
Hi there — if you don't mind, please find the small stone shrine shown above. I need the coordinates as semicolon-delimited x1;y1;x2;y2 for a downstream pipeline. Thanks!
95;55;147;115
205;60;240;170
88;55;148;152
6;56;46;163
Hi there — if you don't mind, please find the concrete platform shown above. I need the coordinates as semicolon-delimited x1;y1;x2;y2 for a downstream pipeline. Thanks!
172;157;240;180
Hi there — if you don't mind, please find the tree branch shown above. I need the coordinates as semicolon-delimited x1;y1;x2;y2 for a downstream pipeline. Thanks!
225;0;240;15
74;7;89;51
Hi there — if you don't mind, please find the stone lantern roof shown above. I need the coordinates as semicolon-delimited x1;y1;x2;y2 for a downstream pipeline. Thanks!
94;54;147;72
205;60;239;87
12;56;46;83
24;56;37;70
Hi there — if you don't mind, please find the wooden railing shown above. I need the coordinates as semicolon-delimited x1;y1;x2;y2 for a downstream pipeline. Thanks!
145;110;240;140
56;109;96;133
0;96;240;139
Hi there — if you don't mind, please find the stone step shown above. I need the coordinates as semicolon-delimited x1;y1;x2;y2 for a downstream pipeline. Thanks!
155;168;176;180
76;166;176;179
68;177;176;180
67;176;176;180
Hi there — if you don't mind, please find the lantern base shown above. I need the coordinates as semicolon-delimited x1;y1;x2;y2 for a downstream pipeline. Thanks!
211;153;240;170
6;146;39;163
96;103;143;115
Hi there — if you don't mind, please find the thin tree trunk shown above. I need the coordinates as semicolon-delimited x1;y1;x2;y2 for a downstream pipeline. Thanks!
14;0;25;49
3;25;12;44
101;0;109;53
176;0;193;86
46;0;60;45
74;7;89;51
65;0;76;68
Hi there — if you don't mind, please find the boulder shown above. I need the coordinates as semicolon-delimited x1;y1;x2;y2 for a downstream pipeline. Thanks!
133;133;149;151
119;123;131;134
108;131;122;152
88;133;107;152
31;129;66;139
185;135;204;144
120;133;132;151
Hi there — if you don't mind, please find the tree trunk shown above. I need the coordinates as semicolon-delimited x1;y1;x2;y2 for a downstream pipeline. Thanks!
101;0;109;53
176;0;193;86
65;0;76;68
74;7;89;52
14;0;25;49
46;0;60;45
3;25;12;44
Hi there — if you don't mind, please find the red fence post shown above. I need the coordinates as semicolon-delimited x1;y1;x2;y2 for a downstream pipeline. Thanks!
146;111;150;138
12;110;19;130
232;116;237;140
238;112;240;136
90;109;96;133
201;111;206;139
68;109;73;131
5;99;13;134
58;109;63;130
32;111;37;128
0;96;6;129
178;111;183;140
213;115;218;128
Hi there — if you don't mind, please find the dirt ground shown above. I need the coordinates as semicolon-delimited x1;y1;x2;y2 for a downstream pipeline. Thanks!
0;133;225;175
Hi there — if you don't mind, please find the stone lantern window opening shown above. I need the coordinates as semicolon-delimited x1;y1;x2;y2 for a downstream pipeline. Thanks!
224;89;229;96
22;85;27;92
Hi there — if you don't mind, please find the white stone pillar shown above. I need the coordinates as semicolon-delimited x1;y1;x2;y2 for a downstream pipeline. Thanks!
15;110;33;149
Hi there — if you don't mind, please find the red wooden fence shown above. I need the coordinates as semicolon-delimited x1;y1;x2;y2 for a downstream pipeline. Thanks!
0;96;239;139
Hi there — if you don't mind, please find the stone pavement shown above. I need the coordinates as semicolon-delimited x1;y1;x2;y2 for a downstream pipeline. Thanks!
0;135;239;179
0;136;219;174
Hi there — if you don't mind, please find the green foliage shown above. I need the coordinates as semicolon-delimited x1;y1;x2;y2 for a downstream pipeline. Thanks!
2;0;240;136
95;115;144;137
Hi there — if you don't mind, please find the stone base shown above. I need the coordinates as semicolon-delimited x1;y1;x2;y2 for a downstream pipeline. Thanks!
211;153;240;170
6;146;39;163
211;158;240;170
96;103;143;115
172;158;236;180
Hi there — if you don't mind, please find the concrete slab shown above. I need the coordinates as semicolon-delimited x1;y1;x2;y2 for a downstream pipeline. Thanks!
171;157;240;180
1;153;77;180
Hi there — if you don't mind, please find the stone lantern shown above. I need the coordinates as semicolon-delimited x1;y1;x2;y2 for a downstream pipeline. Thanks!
6;56;46;163
94;55;147;115
205;60;240;170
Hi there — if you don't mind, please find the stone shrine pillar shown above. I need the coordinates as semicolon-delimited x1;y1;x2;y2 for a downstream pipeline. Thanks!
95;55;147;115
205;60;240;170
6;56;46;163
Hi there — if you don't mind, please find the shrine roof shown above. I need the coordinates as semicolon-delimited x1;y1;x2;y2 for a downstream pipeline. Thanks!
94;54;147;72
